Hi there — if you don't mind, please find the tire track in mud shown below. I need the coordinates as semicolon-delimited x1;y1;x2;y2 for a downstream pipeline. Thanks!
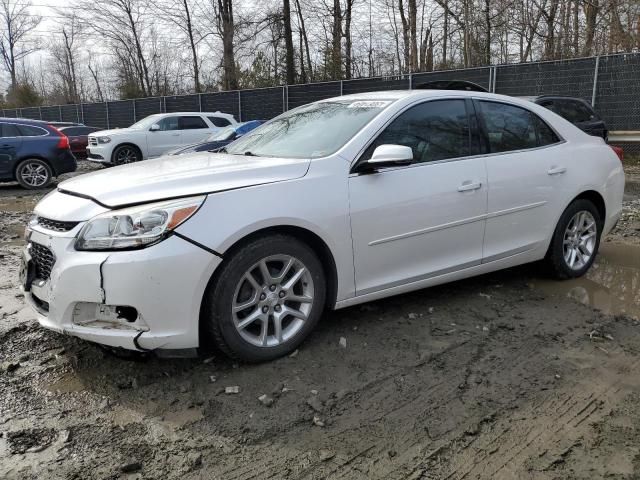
431;351;640;479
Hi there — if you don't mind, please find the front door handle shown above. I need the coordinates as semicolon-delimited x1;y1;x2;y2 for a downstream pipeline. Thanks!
547;166;567;175
458;181;482;192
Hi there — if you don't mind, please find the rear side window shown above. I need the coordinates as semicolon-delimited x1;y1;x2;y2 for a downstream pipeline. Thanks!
208;116;231;127
532;116;560;146
0;123;21;137
363;99;470;164
479;102;538;153
17;125;48;136
179;116;207;129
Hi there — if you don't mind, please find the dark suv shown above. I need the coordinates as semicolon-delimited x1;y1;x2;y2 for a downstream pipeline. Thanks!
525;96;608;140
0;118;77;189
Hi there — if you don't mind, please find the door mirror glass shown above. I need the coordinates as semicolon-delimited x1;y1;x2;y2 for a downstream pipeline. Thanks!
360;144;413;171
150;123;160;132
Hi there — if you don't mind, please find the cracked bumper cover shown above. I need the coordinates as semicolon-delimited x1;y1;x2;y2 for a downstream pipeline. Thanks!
23;227;221;351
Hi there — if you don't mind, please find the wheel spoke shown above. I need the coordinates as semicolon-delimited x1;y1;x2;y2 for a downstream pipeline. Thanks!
273;314;283;343
568;248;577;268
282;306;308;321
243;271;262;291
286;293;313;304
233;292;258;313
273;258;295;282
259;260;273;284
259;318;269;346
283;267;306;290
236;309;263;330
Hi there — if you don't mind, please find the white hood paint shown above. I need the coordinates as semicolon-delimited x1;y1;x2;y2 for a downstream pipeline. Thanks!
59;151;311;208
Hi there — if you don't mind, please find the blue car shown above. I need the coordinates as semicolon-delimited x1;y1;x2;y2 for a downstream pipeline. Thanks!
0;118;77;189
166;120;265;156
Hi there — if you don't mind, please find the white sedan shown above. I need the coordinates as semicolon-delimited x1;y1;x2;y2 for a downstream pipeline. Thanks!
86;112;237;165
22;90;624;362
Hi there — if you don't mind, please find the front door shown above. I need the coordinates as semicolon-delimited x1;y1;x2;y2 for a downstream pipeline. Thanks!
349;99;488;295
147;116;181;157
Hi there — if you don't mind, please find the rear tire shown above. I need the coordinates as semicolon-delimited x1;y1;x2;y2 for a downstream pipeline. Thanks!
15;159;52;189
111;144;142;165
546;199;602;279
201;234;326;362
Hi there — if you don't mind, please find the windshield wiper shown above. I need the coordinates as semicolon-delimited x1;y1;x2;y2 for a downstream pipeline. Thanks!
241;151;257;156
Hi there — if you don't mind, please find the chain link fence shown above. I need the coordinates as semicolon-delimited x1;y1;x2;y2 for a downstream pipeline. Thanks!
3;52;640;134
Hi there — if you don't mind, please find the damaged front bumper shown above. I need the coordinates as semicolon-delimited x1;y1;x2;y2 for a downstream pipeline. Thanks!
22;225;221;352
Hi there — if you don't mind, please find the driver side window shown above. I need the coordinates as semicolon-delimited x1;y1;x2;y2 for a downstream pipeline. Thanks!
362;99;471;164
157;116;179;131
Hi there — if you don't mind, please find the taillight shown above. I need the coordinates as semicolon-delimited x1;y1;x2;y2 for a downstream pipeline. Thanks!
49;125;69;149
610;145;624;162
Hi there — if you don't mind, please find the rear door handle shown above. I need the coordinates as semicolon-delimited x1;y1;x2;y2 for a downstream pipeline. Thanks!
547;166;567;175
458;181;482;192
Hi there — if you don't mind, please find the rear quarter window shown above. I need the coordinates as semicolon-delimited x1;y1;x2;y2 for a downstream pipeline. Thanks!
208;116;232;127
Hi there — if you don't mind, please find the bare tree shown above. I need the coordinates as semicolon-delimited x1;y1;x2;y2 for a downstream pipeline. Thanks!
0;0;40;90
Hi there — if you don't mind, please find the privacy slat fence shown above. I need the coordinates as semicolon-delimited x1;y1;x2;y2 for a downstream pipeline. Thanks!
4;52;640;133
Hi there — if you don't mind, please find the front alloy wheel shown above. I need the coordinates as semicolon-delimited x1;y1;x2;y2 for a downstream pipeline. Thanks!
112;145;141;165
202;235;326;362
232;255;314;347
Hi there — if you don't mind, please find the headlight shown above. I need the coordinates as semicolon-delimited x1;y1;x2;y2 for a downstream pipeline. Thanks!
75;196;205;251
97;136;111;144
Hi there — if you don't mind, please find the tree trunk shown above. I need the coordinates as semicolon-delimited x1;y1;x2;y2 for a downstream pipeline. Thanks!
182;0;200;93
582;0;599;56
217;0;238;90
283;0;295;84
331;0;342;79
344;0;354;79
294;0;312;81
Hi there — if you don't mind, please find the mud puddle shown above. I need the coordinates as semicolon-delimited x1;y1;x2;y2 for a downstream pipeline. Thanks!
0;196;38;213
531;242;640;318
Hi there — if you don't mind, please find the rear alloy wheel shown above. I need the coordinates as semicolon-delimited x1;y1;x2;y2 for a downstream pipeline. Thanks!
15;159;52;189
546;199;602;279
202;235;326;362
112;145;141;165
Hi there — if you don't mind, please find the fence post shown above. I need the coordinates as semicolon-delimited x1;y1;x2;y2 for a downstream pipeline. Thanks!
159;97;163;113
488;66;493;92
105;102;110;129
340;80;344;96
198;93;203;112
132;99;137;121
237;91;242;122
591;55;600;107
282;85;287;112
492;66;497;93
58;105;62;121
38;106;42;120
409;73;413;90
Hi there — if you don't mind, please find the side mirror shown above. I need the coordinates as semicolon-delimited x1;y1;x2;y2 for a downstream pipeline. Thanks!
149;123;160;132
358;144;413;172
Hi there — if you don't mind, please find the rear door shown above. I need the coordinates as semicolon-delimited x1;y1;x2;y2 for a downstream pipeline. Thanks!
0;123;22;177
478;100;568;261
179;116;212;145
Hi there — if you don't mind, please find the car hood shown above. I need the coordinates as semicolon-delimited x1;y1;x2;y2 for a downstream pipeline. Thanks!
58;151;310;209
89;128;140;137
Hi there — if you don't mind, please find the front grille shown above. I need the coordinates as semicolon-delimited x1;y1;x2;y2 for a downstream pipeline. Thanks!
37;216;79;232
88;137;98;146
31;243;55;281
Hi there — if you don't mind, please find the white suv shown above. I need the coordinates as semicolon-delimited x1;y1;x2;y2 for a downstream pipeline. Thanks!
86;112;237;165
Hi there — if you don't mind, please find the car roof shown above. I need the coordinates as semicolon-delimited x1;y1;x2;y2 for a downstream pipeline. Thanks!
0;117;56;125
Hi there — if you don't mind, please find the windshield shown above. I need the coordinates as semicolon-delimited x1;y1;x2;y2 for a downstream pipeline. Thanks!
129;115;163;130
208;126;236;142
226;100;392;158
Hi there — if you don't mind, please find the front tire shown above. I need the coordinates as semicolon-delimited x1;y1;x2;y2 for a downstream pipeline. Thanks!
111;144;141;165
15;159;52;189
546;199;602;279
202;235;326;362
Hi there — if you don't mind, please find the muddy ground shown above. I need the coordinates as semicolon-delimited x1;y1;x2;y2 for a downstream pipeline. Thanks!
0;161;639;480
